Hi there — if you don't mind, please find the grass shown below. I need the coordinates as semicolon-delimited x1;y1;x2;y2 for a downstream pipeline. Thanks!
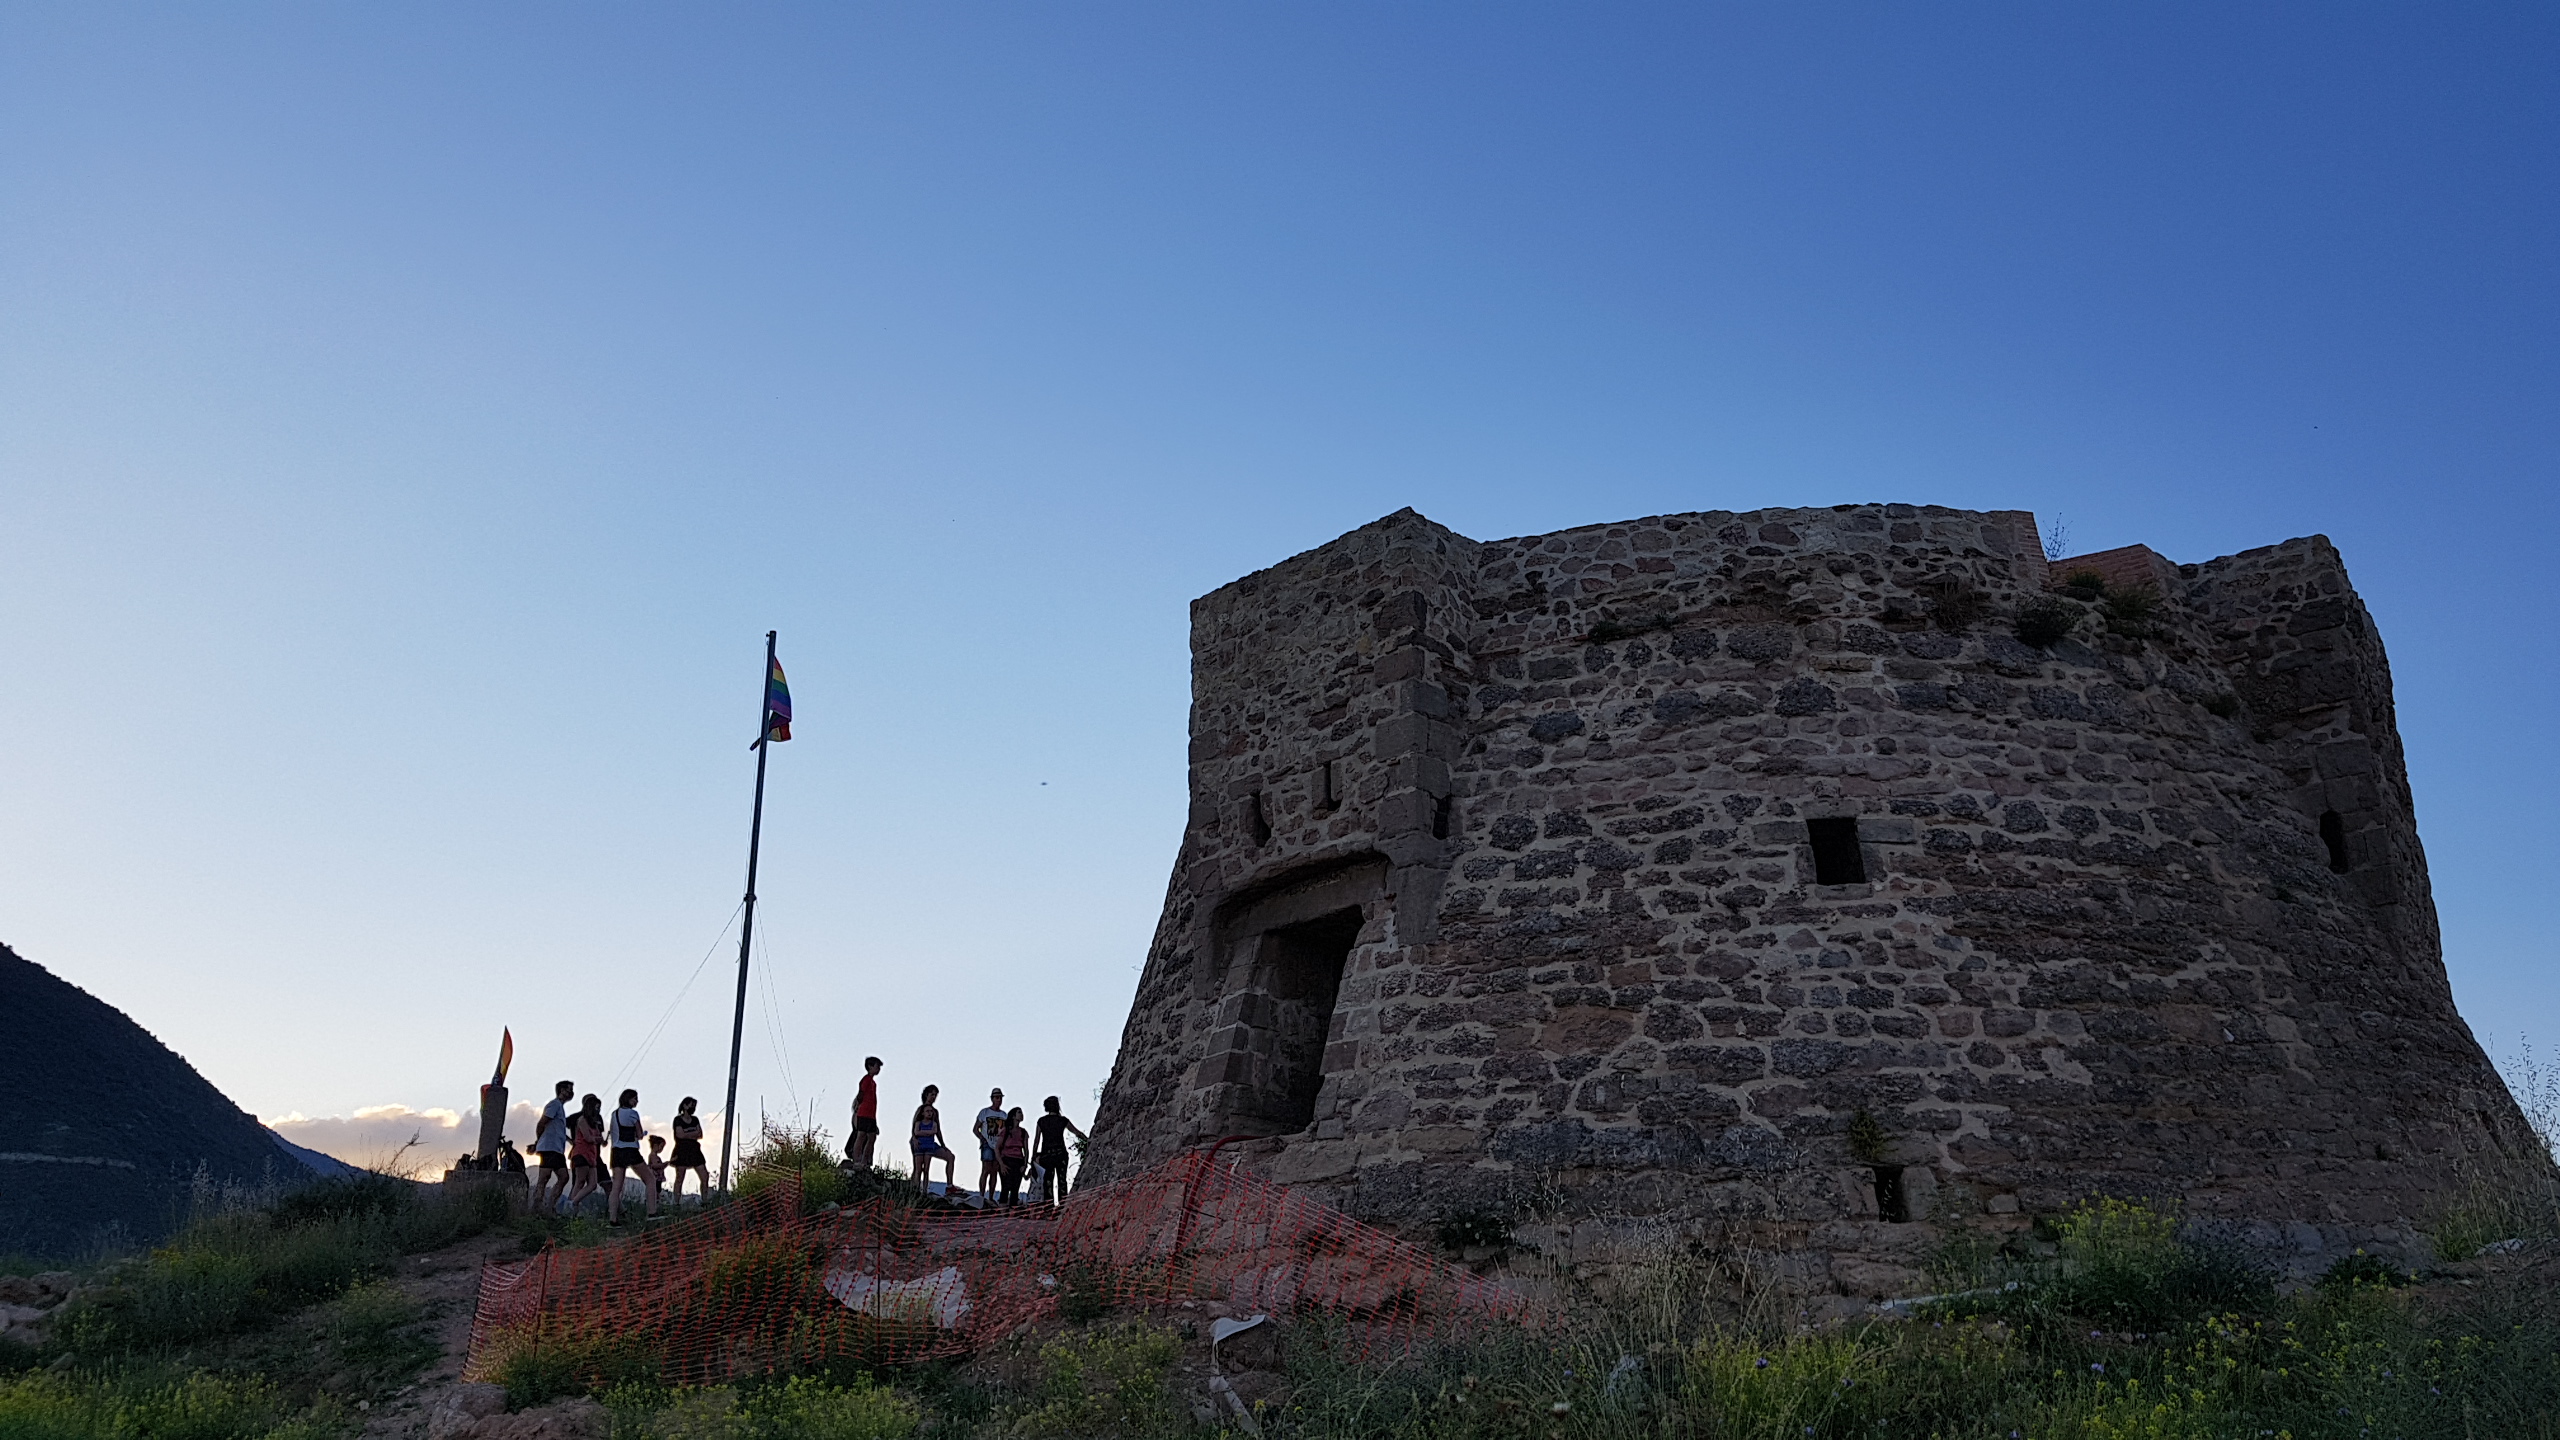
993;1322;1185;1438
0;1367;339;1440
735;1123;849;1214
52;1179;508;1358
599;1376;920;1440
1245;1188;2560;1440
2;1165;513;1440
20;1138;2560;1440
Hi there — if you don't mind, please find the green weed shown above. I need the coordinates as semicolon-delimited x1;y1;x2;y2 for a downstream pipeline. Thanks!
2013;597;2081;648
998;1321;1183;1438
0;1368;334;1440
488;1325;661;1408
599;1377;918;1440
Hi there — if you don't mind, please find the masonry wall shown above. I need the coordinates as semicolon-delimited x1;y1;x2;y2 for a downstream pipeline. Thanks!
1088;504;2540;1289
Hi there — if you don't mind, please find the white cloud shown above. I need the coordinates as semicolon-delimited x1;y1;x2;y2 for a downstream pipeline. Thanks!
266;1102;724;1176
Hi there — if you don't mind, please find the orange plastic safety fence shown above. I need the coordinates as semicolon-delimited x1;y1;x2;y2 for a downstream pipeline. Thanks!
464;1149;1533;1387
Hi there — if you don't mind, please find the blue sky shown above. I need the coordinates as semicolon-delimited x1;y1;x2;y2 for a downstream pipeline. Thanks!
2;5;2553;1161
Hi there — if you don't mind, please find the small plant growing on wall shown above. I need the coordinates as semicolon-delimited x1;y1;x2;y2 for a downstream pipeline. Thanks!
2014;597;2080;648
1921;580;1991;631
2057;568;2110;601
2102;584;2161;637
1846;1109;1890;1166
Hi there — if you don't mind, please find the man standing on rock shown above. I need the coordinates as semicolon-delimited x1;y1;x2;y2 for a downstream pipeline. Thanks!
972;1088;1008;1202
847;1057;883;1172
530;1079;574;1212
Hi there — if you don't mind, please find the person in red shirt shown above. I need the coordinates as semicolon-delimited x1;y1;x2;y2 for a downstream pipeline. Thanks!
847;1057;883;1171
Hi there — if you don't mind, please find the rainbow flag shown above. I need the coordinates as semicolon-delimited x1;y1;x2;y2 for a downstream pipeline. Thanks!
764;654;792;744
493;1027;514;1085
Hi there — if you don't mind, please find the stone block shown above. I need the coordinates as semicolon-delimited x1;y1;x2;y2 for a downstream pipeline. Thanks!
1268;1141;1357;1184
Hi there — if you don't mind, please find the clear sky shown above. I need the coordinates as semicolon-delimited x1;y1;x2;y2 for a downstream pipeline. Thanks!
2;5;2553;1166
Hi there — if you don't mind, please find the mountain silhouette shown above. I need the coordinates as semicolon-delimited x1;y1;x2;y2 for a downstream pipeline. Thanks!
0;942;310;1257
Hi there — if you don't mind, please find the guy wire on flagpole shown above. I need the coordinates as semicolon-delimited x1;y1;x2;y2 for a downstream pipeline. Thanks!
717;629;779;1192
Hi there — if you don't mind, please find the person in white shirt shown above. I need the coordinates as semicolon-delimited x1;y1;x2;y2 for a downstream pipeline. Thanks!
607;1087;661;1224
972;1088;1008;1202
530;1079;574;1212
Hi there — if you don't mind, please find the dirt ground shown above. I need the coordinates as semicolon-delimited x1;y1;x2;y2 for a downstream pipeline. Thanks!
355;1232;538;1440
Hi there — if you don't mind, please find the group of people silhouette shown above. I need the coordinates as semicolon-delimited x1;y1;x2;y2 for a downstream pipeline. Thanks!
515;1081;710;1224
499;1057;1091;1224
843;1056;1089;1207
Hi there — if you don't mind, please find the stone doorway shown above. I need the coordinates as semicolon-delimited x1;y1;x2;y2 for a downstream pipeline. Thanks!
1195;857;1385;1137
1257;908;1361;1131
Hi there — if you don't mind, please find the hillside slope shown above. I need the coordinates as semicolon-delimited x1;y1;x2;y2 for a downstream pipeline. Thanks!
0;942;300;1256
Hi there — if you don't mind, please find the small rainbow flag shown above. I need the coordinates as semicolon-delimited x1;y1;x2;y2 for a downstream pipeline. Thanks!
763;654;792;744
493;1027;514;1085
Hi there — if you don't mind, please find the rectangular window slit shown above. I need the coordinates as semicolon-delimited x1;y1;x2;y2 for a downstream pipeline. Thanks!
1249;791;1273;846
2319;810;2350;873
1807;817;1866;885
1431;794;1453;839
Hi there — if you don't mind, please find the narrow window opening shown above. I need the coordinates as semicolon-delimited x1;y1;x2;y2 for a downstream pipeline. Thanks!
1430;794;1454;839
1872;1166;1909;1223
1249;792;1273;847
1317;761;1340;812
1257;908;1362;1132
1807;817;1866;885
2319;810;2350;874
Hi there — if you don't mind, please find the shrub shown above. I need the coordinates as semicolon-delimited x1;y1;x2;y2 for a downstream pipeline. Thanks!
1674;1330;1872;1434
602;1379;918;1440
2058;569;2110;599
1052;1264;1116;1325
2014;597;2080;648
1844;1109;1889;1166
702;1235;818;1311
2318;1249;2413;1290
322;1279;431;1365
1000;1322;1183;1438
0;1369;324;1440
743;1122;835;1174
754;1375;919;1440
2043;1198;2271;1329
1922;581;1990;631
268;1173;412;1228
2102;585;2160;636
489;1325;661;1407
2428;1108;2560;1260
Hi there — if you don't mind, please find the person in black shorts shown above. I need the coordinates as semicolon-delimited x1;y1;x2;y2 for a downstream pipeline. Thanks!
607;1088;660;1224
1034;1096;1087;1206
847;1057;883;1171
668;1096;709;1203
531;1080;575;1213
564;1093;606;1216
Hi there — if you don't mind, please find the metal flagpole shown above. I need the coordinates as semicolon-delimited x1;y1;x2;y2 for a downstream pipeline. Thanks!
716;630;778;1192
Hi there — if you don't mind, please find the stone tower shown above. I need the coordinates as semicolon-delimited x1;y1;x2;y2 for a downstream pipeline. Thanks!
1087;504;2540;1278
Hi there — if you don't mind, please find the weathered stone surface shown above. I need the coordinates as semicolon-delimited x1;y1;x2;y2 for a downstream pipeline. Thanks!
1089;504;2545;1277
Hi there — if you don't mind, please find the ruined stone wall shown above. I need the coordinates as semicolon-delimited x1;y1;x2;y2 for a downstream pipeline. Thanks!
1090;503;2540;1286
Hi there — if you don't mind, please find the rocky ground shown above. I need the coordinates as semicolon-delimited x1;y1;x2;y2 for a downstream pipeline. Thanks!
353;1233;608;1440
